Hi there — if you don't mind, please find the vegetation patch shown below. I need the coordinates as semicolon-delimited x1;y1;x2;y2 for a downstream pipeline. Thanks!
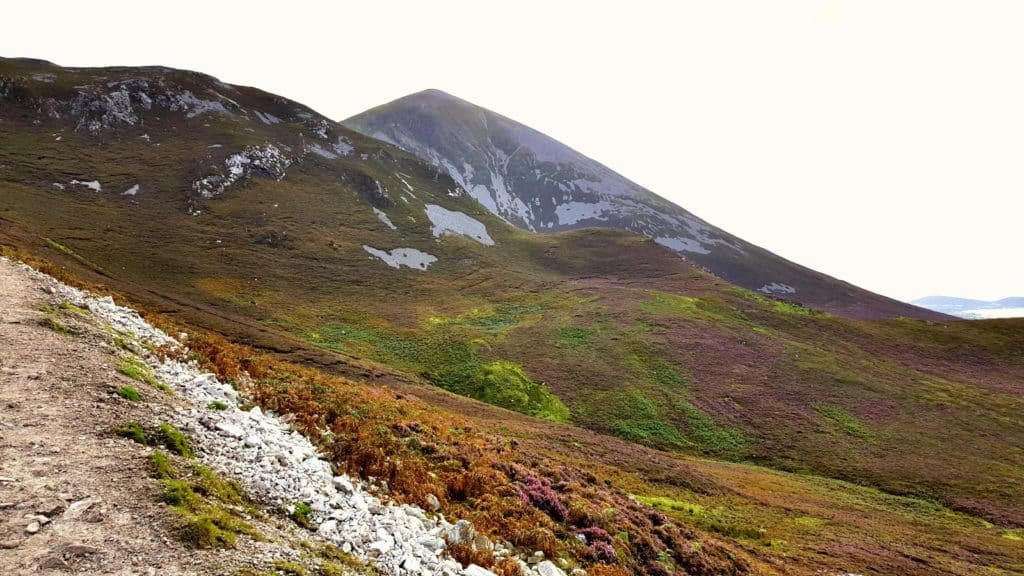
291;501;314;529
155;450;259;549
39;315;74;334
116;420;148;444
159;422;193;457
428;302;546;333
117;355;161;387
813;404;872;439
117;385;142;401
556;326;596;349
637;494;767;542
150;450;176;479
207;400;229;411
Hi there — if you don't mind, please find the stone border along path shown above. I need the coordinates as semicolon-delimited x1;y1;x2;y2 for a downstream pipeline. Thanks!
3;258;568;576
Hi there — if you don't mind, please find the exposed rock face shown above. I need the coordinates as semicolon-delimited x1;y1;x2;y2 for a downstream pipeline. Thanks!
192;144;291;199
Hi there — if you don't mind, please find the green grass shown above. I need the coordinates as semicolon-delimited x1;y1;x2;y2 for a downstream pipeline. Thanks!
159;423;192;457
813;403;873;439
556;326;596;349
207;400;229;411
39;316;74;334
116;421;148;444
117;356;161;387
153;446;258;549
117;385;142;401
150;450;176;479
637;494;768;542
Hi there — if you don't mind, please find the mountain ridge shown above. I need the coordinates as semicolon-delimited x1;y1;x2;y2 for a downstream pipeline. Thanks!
344;89;946;321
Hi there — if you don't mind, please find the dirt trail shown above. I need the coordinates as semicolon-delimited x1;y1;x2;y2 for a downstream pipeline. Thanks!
0;261;313;575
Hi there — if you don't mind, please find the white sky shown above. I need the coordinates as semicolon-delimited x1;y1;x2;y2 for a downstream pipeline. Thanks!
6;1;1022;301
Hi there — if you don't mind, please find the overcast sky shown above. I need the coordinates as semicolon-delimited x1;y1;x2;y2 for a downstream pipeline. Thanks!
6;1;1022;301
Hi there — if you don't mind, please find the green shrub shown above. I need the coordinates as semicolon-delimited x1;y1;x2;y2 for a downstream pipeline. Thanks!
117;386;142;401
207;400;229;411
291;501;313;529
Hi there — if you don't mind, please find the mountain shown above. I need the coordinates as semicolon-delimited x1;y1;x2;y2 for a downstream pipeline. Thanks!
2;57;1024;575
344;89;944;321
913;295;1024;318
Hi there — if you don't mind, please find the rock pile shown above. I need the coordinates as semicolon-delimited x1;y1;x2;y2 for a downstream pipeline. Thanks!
10;258;566;576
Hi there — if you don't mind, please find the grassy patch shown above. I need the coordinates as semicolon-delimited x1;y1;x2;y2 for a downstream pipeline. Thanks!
116;420;148;444
813;404;872;439
556;326;596;349
428;302;546;333
117;385;142;401
207;400;229;411
637;494;767;542
155;449;259;549
150;450;176;479
117;356;161;387
269;560;307;575
44;237;77;257
159;422;193;457
39;316;74;334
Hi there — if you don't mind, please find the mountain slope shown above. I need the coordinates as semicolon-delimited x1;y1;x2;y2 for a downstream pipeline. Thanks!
2;58;1024;575
344;89;943;321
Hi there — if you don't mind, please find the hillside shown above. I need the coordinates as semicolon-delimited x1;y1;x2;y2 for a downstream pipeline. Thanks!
343;89;943;321
2;58;1023;575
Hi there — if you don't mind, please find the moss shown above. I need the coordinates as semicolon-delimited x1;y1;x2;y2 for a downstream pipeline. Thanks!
158;460;260;549
117;356;162;388
163;479;199;507
114;334;135;351
207;400;229;410
39;316;73;334
116;421;148;444
150;450;176;480
178;511;240;549
159;422;193;457
58;300;89;316
117;385;142;401
191;462;243;504
270;560;307;575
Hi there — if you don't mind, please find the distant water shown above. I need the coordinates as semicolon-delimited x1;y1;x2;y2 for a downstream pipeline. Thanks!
958;307;1024;320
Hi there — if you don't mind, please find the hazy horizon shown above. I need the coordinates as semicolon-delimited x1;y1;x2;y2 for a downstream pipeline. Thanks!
5;1;1022;301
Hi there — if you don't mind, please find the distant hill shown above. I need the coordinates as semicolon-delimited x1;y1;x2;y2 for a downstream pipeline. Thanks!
912;295;1024;318
344;89;945;321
